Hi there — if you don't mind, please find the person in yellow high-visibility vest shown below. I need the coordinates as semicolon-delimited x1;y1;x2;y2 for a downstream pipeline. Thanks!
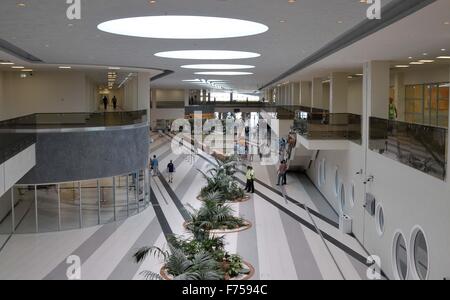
245;166;255;194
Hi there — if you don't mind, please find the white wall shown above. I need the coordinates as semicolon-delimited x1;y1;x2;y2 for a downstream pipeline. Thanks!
150;88;186;129
347;78;363;115
0;71;4;121
0;71;91;119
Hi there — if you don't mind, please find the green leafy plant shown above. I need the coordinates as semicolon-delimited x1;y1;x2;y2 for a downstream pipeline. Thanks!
189;199;247;231
134;227;249;280
134;244;223;280
198;157;245;202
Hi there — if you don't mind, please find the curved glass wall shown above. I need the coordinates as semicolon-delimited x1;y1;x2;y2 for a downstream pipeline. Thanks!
0;169;149;234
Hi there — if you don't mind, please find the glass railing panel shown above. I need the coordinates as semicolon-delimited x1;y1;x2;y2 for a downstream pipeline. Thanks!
293;112;362;145
0;132;36;164
0;110;147;131
127;173;139;216
81;180;100;228
36;185;59;233
99;177;114;224
0;190;13;235
369;117;447;180
60;182;81;230
13;186;37;234
115;175;129;220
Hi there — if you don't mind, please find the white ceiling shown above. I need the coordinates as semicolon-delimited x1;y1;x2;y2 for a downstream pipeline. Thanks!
282;0;450;84
0;0;395;92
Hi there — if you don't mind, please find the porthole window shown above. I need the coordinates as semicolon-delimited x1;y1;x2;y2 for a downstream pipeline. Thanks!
339;183;346;213
350;182;355;208
334;167;339;196
411;227;429;280
375;205;385;236
393;232;408;280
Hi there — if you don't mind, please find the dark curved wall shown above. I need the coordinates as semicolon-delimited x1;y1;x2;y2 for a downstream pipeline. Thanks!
19;126;149;184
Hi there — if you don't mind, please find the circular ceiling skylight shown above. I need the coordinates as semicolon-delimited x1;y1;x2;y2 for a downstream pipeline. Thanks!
182;64;255;70
155;50;261;60
97;16;269;39
195;71;253;76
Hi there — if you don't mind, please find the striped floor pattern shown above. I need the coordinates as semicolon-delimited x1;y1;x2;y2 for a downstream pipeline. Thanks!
0;133;373;280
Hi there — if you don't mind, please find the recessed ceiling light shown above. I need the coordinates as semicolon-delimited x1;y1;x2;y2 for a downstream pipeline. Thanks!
408;56;413;59
410;62;424;65
395;65;409;68
181;64;255;70
155;50;260;60
59;66;71;69
0;62;14;65
194;71;253;76
108;66;121;70
12;66;24;69
423;53;428;56
444;21;450;25
419;60;434;63
21;69;33;72
98;16;269;39
441;49;446;51
17;3;26;7
437;56;450;59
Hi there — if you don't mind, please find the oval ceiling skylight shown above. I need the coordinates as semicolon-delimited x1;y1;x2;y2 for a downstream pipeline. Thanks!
195;71;253;76
97;16;269;39
182;64;255;70
155;50;261;60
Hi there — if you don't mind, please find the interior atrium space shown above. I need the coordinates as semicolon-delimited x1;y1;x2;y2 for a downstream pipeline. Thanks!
1;0;450;285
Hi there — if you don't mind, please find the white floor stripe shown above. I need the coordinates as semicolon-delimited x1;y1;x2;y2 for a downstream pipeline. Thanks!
79;208;156;280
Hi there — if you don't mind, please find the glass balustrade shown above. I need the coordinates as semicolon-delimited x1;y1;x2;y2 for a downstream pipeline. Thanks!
293;111;362;145
0;169;150;234
0;110;147;130
369;117;447;180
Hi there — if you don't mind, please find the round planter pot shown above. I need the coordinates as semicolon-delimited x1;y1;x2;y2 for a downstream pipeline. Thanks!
160;261;255;281
183;220;252;234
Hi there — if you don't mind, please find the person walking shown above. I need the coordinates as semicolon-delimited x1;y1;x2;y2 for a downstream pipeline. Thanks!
167;160;175;183
112;96;118;110
151;155;159;176
102;96;108;111
277;160;288;186
245;166;255;194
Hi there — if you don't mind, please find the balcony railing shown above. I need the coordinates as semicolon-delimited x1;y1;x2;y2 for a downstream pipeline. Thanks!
369;117;447;180
0;132;36;165
0;110;147;131
293;112;362;145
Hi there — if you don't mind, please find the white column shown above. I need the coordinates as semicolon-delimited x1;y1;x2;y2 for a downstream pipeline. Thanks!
366;61;390;119
300;81;312;108
292;82;300;105
330;72;348;113
312;78;323;109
